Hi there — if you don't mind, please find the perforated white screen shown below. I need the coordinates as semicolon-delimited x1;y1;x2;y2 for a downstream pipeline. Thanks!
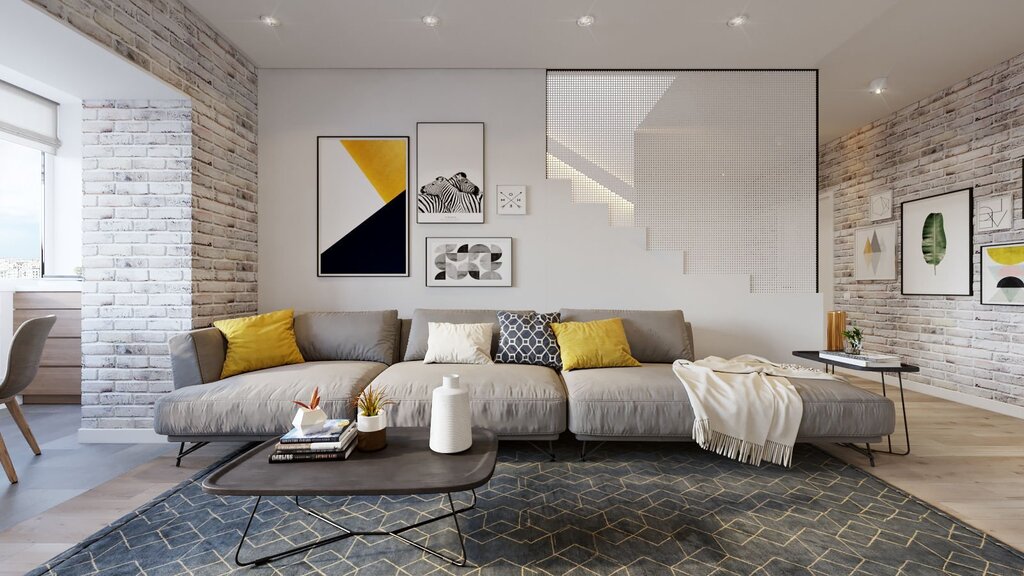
546;70;817;293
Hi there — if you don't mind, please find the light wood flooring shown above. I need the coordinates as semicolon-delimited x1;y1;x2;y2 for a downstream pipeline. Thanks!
0;378;1022;575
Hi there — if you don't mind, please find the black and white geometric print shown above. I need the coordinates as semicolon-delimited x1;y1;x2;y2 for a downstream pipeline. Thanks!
495;311;562;370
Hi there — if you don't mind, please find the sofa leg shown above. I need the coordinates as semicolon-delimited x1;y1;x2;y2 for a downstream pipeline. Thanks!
527;441;556;462
579;441;605;462
176;441;210;467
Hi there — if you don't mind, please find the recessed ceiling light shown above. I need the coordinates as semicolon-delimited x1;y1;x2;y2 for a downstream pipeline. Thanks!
422;15;440;27
726;14;748;27
869;77;888;95
577;14;595;27
259;15;280;27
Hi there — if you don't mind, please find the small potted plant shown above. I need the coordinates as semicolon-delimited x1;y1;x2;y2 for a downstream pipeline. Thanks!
352;385;394;452
843;325;863;355
292;387;326;431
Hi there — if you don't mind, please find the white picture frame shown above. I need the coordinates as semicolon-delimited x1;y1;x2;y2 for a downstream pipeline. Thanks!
869;190;893;222
496;185;527;215
976;193;1013;232
426;237;512;287
901;188;973;296
416;122;484;224
853;222;897;281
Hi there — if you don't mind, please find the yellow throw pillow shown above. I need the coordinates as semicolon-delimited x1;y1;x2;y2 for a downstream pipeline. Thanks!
213;309;305;379
550;318;641;371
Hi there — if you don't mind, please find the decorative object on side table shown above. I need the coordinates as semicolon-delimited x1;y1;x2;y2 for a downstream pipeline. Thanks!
976;194;1013;232
416;122;485;223
825;311;847;352
426;237;513;287
868;190;892;221
496;185;527;215
291;387;327;431
353;385;393;452
980;242;1024;306
430;374;473;454
843;325;863;355
853;223;896;280
316;136;409;277
901;188;973;296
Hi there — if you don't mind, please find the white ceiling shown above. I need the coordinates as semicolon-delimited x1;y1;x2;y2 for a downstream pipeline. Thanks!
183;0;1024;144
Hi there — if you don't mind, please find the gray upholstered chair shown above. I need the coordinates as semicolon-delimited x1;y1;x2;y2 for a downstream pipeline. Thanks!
0;315;56;483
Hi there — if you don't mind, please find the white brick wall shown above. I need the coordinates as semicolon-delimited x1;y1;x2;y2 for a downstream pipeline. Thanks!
820;51;1024;408
30;0;259;430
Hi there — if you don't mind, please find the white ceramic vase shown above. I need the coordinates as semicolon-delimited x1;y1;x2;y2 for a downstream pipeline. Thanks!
430;374;472;454
292;407;327;431
357;412;387;451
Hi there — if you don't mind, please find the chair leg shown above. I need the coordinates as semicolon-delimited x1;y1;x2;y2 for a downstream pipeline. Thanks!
0;432;16;483
5;400;40;455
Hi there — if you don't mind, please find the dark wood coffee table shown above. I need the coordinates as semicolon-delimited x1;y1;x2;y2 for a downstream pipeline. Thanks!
203;426;497;567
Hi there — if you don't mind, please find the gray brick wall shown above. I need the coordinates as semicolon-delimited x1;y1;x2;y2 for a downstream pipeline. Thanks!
820;52;1024;408
29;0;258;429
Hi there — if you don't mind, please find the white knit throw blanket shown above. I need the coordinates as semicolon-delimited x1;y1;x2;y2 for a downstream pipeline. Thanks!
672;355;835;467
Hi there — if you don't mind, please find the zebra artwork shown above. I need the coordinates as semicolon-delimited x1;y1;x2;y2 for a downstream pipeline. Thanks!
417;172;484;218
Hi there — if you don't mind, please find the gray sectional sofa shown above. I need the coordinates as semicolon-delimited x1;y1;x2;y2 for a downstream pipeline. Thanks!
155;308;895;458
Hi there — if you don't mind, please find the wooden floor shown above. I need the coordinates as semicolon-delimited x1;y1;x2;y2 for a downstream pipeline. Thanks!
0;379;1022;575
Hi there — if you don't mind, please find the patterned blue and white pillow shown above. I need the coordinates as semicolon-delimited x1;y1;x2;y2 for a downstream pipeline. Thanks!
495;311;562;370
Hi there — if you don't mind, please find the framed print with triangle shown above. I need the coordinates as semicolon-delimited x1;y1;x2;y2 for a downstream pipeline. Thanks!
853;222;896;281
981;242;1024;306
317;136;409;277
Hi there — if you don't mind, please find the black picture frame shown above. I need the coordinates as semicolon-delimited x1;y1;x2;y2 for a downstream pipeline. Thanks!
316;135;410;277
425;237;513;287
900;187;973;296
979;241;1024;306
415;122;486;224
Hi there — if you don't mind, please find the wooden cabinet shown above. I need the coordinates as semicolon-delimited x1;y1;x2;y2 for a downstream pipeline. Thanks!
12;291;81;404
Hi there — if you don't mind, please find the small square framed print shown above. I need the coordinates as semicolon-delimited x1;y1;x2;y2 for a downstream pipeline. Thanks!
497;185;527;215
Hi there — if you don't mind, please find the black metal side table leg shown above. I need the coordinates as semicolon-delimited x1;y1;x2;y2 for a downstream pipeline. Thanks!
879;372;910;456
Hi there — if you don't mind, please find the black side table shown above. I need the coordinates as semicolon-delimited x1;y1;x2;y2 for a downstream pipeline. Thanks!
792;350;918;466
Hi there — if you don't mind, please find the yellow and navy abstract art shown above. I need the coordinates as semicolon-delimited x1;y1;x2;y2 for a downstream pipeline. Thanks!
317;136;408;276
981;242;1024;306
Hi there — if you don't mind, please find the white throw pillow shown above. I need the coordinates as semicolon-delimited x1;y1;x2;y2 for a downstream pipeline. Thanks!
423;322;494;365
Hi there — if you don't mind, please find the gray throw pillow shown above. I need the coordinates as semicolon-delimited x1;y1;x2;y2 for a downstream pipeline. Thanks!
495;311;562;370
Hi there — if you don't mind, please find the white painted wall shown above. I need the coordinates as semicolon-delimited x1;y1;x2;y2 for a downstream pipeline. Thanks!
258;68;824;361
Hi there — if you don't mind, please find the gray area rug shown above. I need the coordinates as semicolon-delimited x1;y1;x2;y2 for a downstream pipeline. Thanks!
29;440;1024;575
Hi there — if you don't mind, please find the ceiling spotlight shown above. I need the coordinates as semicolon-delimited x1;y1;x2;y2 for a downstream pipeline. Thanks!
869;77;888;95
422;15;440;27
259;15;280;27
577;14;595;27
726;14;748;27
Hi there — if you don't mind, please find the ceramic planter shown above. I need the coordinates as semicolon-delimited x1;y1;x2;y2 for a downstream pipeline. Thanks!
292;407;327;431
357;412;387;452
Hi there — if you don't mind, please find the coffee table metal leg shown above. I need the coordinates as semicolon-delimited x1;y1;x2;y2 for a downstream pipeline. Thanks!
235;491;476;567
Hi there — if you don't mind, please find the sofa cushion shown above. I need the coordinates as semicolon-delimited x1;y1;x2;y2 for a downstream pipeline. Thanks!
559;309;693;363
153;361;387;437
550;318;641;371
294;310;398;364
213;309;305;378
373;361;566;437
563;364;894;440
404;309;528;362
495;311;562;370
423;322;495;365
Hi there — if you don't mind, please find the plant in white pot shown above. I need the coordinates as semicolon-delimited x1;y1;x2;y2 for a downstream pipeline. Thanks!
291;387;327;431
352;385;393;452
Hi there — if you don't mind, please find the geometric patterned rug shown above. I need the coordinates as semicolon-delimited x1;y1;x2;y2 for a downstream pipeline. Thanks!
28;440;1024;575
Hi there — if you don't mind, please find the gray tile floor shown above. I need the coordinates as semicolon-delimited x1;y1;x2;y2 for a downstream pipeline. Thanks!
0;404;174;532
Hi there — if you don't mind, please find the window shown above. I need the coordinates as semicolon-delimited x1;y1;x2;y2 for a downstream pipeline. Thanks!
0;138;45;279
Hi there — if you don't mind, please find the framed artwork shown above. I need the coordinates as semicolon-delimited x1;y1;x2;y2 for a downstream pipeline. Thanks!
901;188;973;296
976;194;1012;232
416;122;484;223
869;190;893;222
981;242;1024;305
317;136;409;277
426;237;512;287
853;222;897;280
497;185;527;215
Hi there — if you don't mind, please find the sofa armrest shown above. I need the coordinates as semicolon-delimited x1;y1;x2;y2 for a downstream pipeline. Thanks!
683;321;695;361
168;328;226;389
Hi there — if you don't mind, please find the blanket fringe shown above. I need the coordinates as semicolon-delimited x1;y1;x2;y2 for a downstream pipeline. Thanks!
693;419;793;468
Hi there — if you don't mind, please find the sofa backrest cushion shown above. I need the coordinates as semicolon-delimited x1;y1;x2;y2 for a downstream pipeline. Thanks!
404;309;528;362
294;310;399;364
558;309;693;363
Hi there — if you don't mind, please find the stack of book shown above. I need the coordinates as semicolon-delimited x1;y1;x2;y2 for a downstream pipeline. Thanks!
268;419;357;463
818;351;901;368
